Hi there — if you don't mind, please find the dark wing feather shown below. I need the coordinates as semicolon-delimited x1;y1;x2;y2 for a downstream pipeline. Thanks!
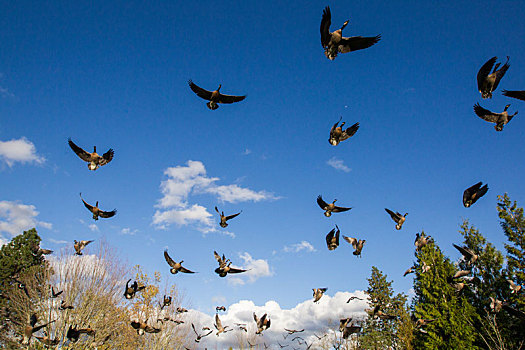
340;122;360;141
164;250;176;268
320;6;332;47
192;323;198;336
99;209;117;218
68;138;92;162
225;212;241;221
317;195;329;210
214;251;223;265
80;194;94;213
339;35;381;53
325;228;336;247
228;267;248;274
385;208;399;221
453;244;473;259
217;93;246;104
502;90;525;101
492;57;510;91
473;103;499;123
332;205;351;213
179;266;195;274
477;57;497;92
100;149;114;165
188;80;213;101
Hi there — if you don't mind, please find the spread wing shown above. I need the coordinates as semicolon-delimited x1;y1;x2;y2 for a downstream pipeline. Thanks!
217;93;246;104
325;228;336;247
502;90;525;101
68;138;92;162
215;206;221;215
473;103;499;123
340;122;360;141
225;212;241;221
144;325;161;333
188;80;213;101
339;35;381;53
320;6;332;47
343;235;357;249
192;323;198;336
477;57;496;92
453;243;473;259
332;205;351;213
180;266;195;274
214;251;223;265
317;195;329;210
463;182;482;203
228;267;248;274
99;209;117;218
164;250;176;268
492;57;510;91
385;208;400;221
80;194;94;213
100;149;114;166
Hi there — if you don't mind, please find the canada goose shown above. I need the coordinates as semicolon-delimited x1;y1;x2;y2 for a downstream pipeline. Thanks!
188;80;246;110
123;279;146;299
329;118;360;146
370;305;396;320
160;295;172;310
236;323;248;332
59;300;74;310
254;312;271;334
421;261;431;274
157;316;184;325
68;138;114;171
66;325;95;342
32;246;53;256
176;307;188;313
473;103;518;131
385;208;407;230
192;323;213;342
339;318;352;331
216;306;226;312
51;286;63;298
342;324;361;339
450;281;466;293
215;206;241;228
326;225;340;250
214;314;230;336
343;236;365;257
164;250;195;274
131;320;161;335
503;90;525;101
452;270;471;279
15;280;30;298
453;244;478;265
346;296;363;303
35;331;59;346
22;314;55;345
403;266;415;277
80;193;117;221
508;279;522;294
317;195;352;217
489;297;502;313
477;56;510;99
414;232;433;251
312;288;327;303
413;317;435;329
320;6;381;60
213;251;248;277
74;239;94;255
285;328;304;335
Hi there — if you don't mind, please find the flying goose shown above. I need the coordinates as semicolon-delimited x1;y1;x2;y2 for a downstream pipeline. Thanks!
403;266;415;277
216;306;226;312
192;323;213;342
342;323;361;338
80;193;117;221
421;261;431;274
160;295;172;310
35;331;59;346
22;314;55;345
213;251;248;277
215;206;241;228
473;103;518;131
312;288;327;303
502;90;525;101
477;56;510;99
339;318;352;331
317;195;351;217
131;320;160;335
285;328;304;335
74;239;94;255
51;286;63;298
124;279;146;299
489;297;502;313
32;246;53;256
326;225;340;250
68;138;114;171
214;314;230;336
176;307;188;313
320;6;381;60
451;270;471;279
329;118;359;146
188;80;246;110
415;232;433;251
66;325;95;342
385;208;407;230
370;305;397;320
508;279;523;294
254;312;271;334
59;300;74;310
346;296;363;303
164;250;195;274
343;236;365;257
453;244;478;266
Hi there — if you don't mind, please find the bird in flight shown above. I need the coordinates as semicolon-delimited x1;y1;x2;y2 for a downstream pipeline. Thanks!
329;117;359;146
68;138;114;171
317;195;352;217
80;193;117;221
462;182;488;207
477;56;510;99
473;103;518;131
188;80;246;110
215;206;241;228
164;249;195;274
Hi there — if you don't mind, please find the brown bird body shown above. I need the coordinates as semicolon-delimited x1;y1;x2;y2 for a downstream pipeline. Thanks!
385;208;407;230
131;320;160;335
214;314;230;336
188;80;246;110
317;195;351;217
343;236;365;257
508;279;523;294
489;297;502;313
22;314;55;345
214;251;247;277
453;244;478;265
254;312;271;334
474;103;518;131
414;232;433;251
74;239;94;255
312;288;327;303
320;6;380;60
192;323;213;342
326;225;340;250
68;138;114;171
80;193;116;221
329;118;360;146
215;206;241;228
477;56;510;99
124;279;146;299
164;250;195;274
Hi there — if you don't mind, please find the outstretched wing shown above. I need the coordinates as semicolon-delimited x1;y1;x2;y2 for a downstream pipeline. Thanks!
385;208;399;221
320;6;332;47
99;209;117;218
214;251;224;265
79;193;94;213
225;212;241;221
100;149;114;166
217;93;246;104
477;57;496;92
343;235;357;249
317;195;329;210
68;138;92;162
188;80;213;101
340;122;360;141
473;103;499;123
453;243;473;259
164;250;176;268
228;267;248;274
180;266;195;274
492;57;510;91
502;90;525;101
325;228;336;247
339;35;381;53
332;205;351;213
192;323;198;336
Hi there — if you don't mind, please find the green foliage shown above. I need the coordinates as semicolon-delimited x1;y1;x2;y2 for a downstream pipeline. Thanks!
412;240;478;350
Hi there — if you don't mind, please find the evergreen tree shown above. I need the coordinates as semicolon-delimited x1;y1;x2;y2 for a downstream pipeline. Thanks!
361;266;410;350
412;240;478;349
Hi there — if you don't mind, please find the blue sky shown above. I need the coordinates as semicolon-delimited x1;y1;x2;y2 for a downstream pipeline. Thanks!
1;0;525;346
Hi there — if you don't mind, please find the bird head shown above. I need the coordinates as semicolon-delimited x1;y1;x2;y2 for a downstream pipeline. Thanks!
494;124;504;131
504;104;510;111
341;20;349;30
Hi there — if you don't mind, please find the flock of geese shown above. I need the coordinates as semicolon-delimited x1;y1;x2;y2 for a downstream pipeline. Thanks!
16;4;525;349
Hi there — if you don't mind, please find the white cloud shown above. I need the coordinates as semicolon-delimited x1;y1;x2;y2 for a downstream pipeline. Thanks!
180;291;368;348
153;160;278;234
121;227;138;235
0;138;45;167
327;157;351;173
0;86;15;99
89;224;99;232
228;252;273;286
283;241;316;253
0;200;52;243
243;148;252;155
48;238;68;245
